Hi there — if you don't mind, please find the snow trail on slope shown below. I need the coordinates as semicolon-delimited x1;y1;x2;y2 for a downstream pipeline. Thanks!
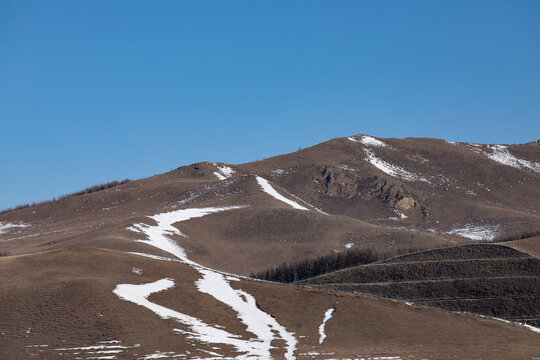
477;315;540;334
483;145;540;173
349;135;387;147
196;269;297;359
113;279;274;358
0;222;28;235
448;142;540;174
349;135;431;183
446;224;500;241
213;163;236;180
318;308;335;344
122;206;298;359
364;150;430;183
129;206;244;265
256;176;309;211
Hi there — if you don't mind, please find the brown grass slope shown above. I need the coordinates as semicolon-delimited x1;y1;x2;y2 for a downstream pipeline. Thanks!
1;248;539;360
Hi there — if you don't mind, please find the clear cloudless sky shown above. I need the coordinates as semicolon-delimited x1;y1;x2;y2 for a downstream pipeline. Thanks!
1;0;539;209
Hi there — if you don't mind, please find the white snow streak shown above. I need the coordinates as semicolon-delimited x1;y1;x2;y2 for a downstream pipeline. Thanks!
349;135;386;147
318;308;335;344
121;206;298;359
344;243;354;249
213;164;236;180
358;135;387;147
364;150;430;183
349;134;430;183
130;206;244;265
483;145;540;173
256;176;309;211
391;209;407;220
196;269;297;359
54;341;139;359
446;224;500;241
478;315;540;334
448;142;540;174
0;222;28;235
113;279;266;357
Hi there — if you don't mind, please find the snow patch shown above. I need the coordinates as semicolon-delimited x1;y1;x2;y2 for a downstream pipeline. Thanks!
392;209;407;219
359;135;387;147
364;150;430;183
54;341;139;359
213;164;236;180
482;145;540;173
344;243;354;249
0;222;28;235
349;135;387;147
318;308;335;344
271;169;287;176
256;176;309;211
478;315;540;334
452;142;540;173
446;224;500;241
131;267;142;275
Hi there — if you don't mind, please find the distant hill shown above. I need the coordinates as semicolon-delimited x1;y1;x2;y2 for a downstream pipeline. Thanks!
1;134;539;359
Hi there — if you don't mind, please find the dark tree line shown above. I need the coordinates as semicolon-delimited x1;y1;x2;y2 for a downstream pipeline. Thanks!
251;246;433;283
67;179;131;196
0;179;131;214
252;248;381;283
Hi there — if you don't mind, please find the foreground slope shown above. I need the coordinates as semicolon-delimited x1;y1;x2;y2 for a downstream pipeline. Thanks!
1;248;539;360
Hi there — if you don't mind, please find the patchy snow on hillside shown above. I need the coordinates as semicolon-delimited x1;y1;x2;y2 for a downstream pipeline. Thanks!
213;163;236;180
0;222;28;235
318;308;335;344
392;209;408;219
256;176;309;211
344;242;354;249
364;150;430;183
360;135;387;147
449;142;540;174
446;224;500;241
271;169;287;176
348;135;387;147
482;145;540;173
54;340;140;359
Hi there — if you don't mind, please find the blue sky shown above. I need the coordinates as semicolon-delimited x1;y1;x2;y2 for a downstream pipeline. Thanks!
1;1;539;209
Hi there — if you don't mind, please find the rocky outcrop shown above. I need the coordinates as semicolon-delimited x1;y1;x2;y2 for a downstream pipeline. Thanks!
317;166;427;217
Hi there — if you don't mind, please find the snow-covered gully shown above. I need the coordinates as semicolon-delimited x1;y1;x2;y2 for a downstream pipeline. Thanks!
255;176;308;211
116;206;298;359
318;308;335;344
255;176;327;214
349;135;430;183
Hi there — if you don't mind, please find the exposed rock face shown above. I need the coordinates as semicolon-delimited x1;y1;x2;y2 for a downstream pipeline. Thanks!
317;166;418;205
396;197;418;210
395;196;424;218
